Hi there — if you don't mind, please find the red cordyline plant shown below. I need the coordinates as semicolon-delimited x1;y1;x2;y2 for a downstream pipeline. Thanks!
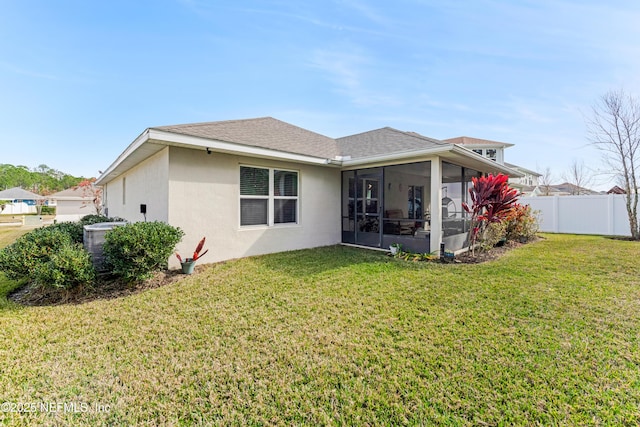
175;237;209;263
462;173;519;255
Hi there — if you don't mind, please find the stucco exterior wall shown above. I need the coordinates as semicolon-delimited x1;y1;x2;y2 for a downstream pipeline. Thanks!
103;148;170;222
167;147;341;267
55;200;91;222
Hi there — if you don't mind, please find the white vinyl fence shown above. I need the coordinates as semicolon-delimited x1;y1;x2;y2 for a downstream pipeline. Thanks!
519;194;632;237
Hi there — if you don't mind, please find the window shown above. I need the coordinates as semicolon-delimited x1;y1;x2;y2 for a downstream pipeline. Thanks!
122;177;126;205
274;170;298;223
240;166;298;226
472;148;498;162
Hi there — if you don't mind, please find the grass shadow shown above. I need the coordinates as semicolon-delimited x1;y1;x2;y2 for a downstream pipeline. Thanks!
252;244;396;278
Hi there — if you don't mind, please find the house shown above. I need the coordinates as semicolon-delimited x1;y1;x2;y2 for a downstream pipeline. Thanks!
443;136;541;195
504;163;541;196
95;117;521;267
606;185;626;195
442;136;513;164
530;182;599;196
49;186;98;222
0;187;43;215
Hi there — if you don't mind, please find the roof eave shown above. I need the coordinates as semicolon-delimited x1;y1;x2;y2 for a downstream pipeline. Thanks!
341;146;454;167
341;145;524;177
450;146;524;177
95;129;337;186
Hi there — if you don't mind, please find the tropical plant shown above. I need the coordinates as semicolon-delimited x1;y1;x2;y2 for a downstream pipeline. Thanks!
504;203;539;242
176;237;209;263
462;173;519;255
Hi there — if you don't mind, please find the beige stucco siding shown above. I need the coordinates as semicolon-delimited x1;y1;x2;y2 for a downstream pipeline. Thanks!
103;148;170;222
55;200;91;222
167;147;341;267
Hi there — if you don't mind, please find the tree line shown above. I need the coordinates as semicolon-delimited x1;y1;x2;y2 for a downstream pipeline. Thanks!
0;164;88;195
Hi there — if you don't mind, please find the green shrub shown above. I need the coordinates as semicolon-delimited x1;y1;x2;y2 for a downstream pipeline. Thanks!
0;227;74;280
0;225;97;289
103;221;184;282
48;221;84;244
33;243;95;289
40;206;55;215
505;204;539;243
479;221;507;251
79;214;126;227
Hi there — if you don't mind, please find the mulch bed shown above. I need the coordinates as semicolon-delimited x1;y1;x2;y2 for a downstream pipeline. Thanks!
453;239;535;264
8;265;206;307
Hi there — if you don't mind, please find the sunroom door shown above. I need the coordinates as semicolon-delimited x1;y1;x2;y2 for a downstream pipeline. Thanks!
355;173;382;247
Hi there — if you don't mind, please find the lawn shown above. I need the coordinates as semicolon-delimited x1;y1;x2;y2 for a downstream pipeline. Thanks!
0;233;639;425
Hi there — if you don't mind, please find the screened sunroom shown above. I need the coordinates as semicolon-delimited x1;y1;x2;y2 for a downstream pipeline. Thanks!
341;160;482;254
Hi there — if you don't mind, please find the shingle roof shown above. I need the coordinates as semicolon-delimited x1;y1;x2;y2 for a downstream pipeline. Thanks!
550;182;599;195
50;186;94;200
153;117;341;159
0;187;43;200
337;127;448;159
443;136;514;148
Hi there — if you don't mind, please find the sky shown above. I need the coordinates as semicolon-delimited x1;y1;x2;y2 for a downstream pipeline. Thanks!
2;0;640;190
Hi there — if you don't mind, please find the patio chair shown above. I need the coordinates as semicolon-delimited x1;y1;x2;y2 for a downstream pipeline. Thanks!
384;209;415;235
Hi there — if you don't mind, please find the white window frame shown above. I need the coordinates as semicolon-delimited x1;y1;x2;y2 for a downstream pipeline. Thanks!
239;165;299;228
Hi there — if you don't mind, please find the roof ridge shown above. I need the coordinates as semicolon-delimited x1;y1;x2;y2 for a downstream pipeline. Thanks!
392;128;449;145
336;127;390;140
152;116;274;130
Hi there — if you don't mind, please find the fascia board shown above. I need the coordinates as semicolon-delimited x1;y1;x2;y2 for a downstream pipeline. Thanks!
340;145;524;178
95;129;336;186
340;146;453;167
450;146;524;177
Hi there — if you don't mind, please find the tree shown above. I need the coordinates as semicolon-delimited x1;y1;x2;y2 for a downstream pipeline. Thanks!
587;89;640;239
74;179;103;215
562;159;594;195
462;173;519;256
537;166;554;196
0;163;85;192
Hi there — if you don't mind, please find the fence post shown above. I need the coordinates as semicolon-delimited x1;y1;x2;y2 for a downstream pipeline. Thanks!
608;194;614;235
553;196;560;233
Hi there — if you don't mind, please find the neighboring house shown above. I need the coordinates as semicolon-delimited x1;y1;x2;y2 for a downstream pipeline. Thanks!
442;136;513;164
95;117;521;267
530;182;599;196
607;185;626;195
49;186;97;222
504;163;541;196
442;136;541;195
0;187;43;215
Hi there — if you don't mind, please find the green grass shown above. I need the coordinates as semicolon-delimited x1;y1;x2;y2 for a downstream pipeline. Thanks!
0;233;639;425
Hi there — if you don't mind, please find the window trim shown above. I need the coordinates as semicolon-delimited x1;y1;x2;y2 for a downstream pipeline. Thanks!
239;165;299;228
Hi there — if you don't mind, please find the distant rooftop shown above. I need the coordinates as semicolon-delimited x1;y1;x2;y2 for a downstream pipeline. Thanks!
0;187;43;200
443;136;514;148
